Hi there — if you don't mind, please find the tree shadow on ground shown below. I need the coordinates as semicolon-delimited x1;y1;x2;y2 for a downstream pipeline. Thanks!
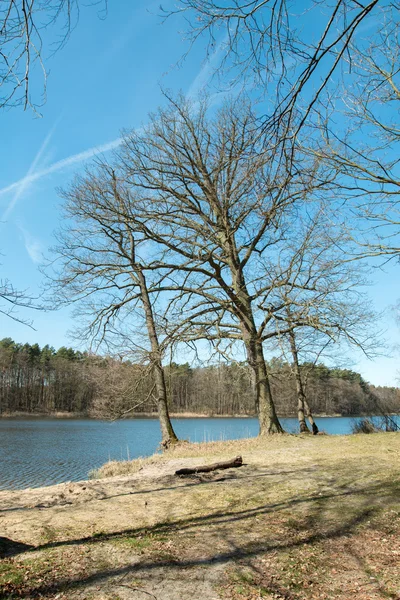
7;476;399;599
36;477;400;551
0;537;34;558
16;507;377;598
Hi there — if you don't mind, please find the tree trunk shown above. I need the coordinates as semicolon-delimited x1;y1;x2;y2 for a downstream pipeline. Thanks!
136;269;178;448
304;398;319;434
288;329;318;434
244;333;284;434
227;258;284;435
288;329;310;433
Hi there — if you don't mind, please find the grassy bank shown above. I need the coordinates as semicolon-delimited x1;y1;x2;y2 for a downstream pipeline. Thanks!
0;432;399;599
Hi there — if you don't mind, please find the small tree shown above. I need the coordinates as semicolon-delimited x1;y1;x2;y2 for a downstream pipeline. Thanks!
262;206;382;433
48;165;178;448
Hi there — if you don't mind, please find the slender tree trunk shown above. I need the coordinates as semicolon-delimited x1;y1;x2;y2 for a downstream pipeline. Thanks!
304;398;319;434
136;269;178;448
117;198;178;447
288;329;318;434
288;329;309;433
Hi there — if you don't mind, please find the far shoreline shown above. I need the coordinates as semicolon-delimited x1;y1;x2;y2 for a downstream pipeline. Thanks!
0;411;370;420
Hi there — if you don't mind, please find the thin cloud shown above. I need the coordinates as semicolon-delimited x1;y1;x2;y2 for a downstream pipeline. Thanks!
18;225;44;264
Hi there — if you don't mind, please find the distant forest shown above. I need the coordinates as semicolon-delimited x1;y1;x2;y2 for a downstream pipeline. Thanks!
0;338;399;418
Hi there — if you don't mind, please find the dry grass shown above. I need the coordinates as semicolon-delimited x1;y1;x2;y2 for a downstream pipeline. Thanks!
0;432;399;599
91;432;399;480
89;455;162;479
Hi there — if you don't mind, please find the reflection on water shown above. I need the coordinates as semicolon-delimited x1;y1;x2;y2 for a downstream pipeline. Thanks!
0;415;397;491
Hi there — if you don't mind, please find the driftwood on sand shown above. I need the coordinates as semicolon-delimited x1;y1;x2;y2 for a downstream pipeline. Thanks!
175;455;243;476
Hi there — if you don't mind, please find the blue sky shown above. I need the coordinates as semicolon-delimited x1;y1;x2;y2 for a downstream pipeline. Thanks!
0;1;398;387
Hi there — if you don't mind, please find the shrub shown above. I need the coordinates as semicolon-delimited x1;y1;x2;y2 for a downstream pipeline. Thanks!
351;417;377;434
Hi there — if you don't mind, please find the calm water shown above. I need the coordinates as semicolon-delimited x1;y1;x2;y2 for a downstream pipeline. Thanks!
0;416;398;491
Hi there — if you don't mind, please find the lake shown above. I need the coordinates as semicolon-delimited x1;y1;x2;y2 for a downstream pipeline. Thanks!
0;416;398;491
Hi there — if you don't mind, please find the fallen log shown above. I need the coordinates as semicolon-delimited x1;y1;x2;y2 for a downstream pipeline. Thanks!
175;455;243;476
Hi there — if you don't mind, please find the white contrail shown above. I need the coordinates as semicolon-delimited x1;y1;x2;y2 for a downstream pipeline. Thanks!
0;37;227;207
186;33;228;99
0;137;123;201
1;126;56;219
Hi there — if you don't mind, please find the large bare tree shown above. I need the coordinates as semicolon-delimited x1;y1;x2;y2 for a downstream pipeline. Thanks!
112;95;335;434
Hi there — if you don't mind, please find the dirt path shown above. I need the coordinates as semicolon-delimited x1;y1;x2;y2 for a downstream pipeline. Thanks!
1;434;399;599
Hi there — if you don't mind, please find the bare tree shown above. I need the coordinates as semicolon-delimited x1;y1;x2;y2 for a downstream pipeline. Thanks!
47;165;178;448
112;95;335;434
286;318;319;434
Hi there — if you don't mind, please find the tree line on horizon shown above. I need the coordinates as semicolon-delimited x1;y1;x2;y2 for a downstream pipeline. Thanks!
0;338;398;422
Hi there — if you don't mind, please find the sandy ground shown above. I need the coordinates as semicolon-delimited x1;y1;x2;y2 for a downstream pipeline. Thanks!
0;434;399;599
0;456;249;599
